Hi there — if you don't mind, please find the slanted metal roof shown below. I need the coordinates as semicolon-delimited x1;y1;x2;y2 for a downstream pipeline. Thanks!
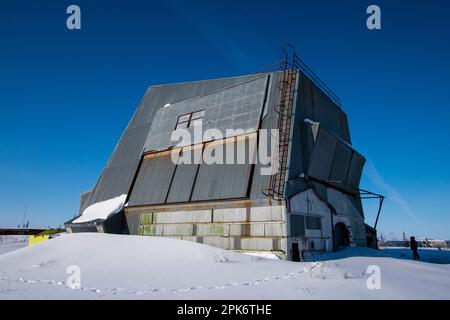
143;75;269;152
127;154;177;205
84;74;266;209
127;75;271;206
190;136;257;201
305;127;366;217
307;127;366;191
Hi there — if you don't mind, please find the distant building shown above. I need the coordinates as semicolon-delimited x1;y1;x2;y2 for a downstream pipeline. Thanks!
381;240;411;248
420;239;447;248
65;52;382;260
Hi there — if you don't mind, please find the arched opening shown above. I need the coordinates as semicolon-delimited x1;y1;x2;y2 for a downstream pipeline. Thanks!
333;222;350;250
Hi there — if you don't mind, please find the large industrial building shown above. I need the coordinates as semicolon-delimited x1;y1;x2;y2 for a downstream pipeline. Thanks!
65;52;382;261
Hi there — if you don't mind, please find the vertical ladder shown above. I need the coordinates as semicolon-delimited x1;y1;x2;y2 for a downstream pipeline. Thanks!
267;51;298;200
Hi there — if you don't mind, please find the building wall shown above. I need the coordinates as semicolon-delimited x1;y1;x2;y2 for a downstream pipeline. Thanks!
327;189;367;246
288;188;367;260
288;189;333;260
125;205;288;259
125;188;367;261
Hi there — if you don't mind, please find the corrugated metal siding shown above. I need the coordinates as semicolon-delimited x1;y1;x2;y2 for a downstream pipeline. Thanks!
78;189;93;214
298;72;316;174
191;137;256;201
346;151;365;189
330;141;352;182
293;72;352;180
144;75;269;152
85;74;265;208
190;161;251;200
249;72;282;200
307;129;337;181
166;148;200;203
127;155;177;206
339;112;352;144
307;128;365;190
126;74;278;205
312;85;343;138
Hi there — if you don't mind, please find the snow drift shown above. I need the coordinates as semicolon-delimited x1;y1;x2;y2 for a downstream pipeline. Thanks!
1;233;449;299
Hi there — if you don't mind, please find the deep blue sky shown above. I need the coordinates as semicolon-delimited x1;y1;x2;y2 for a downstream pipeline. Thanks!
1;0;449;239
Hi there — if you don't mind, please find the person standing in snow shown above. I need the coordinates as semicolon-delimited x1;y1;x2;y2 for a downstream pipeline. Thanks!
410;236;420;260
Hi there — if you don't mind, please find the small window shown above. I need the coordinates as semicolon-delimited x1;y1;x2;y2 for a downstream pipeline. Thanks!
306;216;321;230
175;110;205;130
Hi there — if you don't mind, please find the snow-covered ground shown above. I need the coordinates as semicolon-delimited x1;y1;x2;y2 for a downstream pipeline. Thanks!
306;246;450;264
0;236;28;255
0;233;449;300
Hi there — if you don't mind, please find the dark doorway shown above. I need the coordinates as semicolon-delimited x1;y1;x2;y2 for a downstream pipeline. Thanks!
333;222;350;250
292;242;300;262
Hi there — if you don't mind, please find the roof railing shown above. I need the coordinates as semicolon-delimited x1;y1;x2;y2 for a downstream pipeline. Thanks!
282;45;342;106
253;45;342;107
291;53;342;106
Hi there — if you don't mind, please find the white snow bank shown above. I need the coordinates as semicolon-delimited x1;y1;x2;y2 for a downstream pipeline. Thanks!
73;194;127;223
1;234;450;300
243;251;281;260
0;235;28;255
304;247;450;264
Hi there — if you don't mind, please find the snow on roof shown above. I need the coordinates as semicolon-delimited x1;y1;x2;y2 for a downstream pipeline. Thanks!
73;194;127;224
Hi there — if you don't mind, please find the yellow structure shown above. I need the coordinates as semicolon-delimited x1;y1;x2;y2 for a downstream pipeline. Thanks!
28;229;64;247
28;234;50;246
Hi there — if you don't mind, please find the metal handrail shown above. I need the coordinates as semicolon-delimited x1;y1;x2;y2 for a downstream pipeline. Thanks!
281;45;342;106
252;49;342;107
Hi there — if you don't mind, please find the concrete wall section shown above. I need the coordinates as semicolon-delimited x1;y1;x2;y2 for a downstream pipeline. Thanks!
128;205;287;255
